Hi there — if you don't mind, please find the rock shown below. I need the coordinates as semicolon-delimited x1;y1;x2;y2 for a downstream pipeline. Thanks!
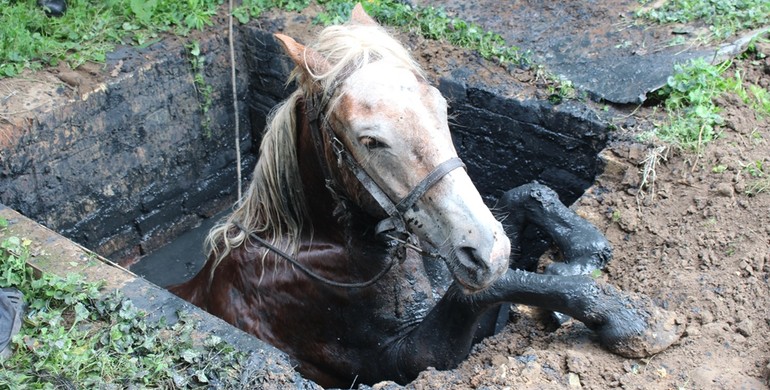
565;350;591;374
57;71;83;88
735;319;753;337
714;182;734;197
567;372;582;388
491;354;508;367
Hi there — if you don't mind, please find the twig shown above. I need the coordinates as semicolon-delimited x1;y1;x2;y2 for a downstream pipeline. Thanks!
636;145;668;210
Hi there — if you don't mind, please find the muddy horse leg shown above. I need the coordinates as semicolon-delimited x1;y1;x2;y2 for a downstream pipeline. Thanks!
384;270;682;383
379;183;682;383
500;182;614;323
501;182;612;276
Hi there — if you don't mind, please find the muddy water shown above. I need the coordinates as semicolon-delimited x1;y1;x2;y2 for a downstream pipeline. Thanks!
131;211;227;288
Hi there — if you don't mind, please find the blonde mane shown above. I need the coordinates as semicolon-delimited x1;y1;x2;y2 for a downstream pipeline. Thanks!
206;20;425;277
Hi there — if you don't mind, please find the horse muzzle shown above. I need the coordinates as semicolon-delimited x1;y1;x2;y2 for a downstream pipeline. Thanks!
447;229;510;292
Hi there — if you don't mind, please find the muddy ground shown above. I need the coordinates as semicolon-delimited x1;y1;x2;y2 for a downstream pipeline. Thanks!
387;3;770;389
399;50;770;389
1;3;769;390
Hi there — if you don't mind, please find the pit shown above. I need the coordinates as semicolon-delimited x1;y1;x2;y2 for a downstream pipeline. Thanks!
0;11;611;388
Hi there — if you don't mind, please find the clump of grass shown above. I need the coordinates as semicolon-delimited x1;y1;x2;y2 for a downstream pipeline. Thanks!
652;58;730;151
636;0;770;40
730;43;770;117
745;177;770;196
0;0;223;78
650;38;770;152
0;225;250;388
737;158;769;195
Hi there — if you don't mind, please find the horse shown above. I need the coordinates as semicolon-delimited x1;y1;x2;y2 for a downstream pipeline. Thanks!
170;5;682;387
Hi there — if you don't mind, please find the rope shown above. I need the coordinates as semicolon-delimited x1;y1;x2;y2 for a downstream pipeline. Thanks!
234;223;397;289
228;0;242;200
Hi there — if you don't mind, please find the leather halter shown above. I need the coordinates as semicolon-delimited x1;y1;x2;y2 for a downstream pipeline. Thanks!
234;92;465;290
305;94;466;244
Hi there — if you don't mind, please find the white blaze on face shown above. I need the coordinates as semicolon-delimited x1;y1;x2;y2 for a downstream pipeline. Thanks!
332;61;511;291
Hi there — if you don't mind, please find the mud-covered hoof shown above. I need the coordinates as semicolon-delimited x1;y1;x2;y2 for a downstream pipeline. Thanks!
600;299;684;358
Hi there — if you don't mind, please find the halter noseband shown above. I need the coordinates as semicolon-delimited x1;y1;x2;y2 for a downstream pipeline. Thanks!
305;94;466;243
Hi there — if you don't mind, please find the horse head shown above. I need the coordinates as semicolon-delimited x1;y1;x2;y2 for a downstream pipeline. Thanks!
274;5;510;292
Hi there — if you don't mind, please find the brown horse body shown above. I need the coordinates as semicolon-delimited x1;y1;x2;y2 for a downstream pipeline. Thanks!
173;101;452;385
171;6;682;387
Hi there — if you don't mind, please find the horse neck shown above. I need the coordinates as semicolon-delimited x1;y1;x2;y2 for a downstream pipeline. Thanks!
291;99;397;279
294;100;357;241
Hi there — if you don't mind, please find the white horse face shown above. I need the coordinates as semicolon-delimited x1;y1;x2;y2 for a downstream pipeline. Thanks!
330;61;511;291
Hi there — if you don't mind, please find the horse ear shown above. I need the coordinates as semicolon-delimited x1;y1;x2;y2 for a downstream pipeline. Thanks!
274;33;330;75
351;3;378;26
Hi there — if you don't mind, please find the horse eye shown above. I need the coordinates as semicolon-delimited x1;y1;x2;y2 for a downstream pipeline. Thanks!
360;136;388;150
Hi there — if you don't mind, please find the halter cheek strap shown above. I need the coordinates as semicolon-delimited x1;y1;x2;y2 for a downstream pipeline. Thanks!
239;98;462;290
306;99;466;239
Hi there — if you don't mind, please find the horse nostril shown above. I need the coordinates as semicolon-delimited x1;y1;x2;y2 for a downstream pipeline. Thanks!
455;246;488;271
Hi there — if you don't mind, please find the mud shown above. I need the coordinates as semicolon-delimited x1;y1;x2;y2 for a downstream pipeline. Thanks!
389;52;770;390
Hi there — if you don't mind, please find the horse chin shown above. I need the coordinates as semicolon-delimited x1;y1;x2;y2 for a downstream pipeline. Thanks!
449;268;498;294
445;253;507;294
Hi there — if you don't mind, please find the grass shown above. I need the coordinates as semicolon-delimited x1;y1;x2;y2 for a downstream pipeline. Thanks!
636;0;770;41
635;1;770;155
1;0;536;90
0;0;225;79
650;58;730;151
233;0;310;23
649;39;770;153
316;0;530;67
0;220;254;388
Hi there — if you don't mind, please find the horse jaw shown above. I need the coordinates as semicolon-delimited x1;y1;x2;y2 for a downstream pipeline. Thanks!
409;170;512;292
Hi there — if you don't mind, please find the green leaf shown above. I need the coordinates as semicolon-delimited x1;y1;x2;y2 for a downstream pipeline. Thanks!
181;349;200;363
232;6;250;24
130;0;157;25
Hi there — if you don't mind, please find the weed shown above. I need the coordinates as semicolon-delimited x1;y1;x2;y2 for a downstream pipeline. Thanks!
749;128;765;144
0;234;251;387
637;145;668;203
546;78;576;104
187;41;214;137
728;64;770;118
652;58;730;151
741;159;765;177
745;177;770;196
233;0;311;23
711;164;727;173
